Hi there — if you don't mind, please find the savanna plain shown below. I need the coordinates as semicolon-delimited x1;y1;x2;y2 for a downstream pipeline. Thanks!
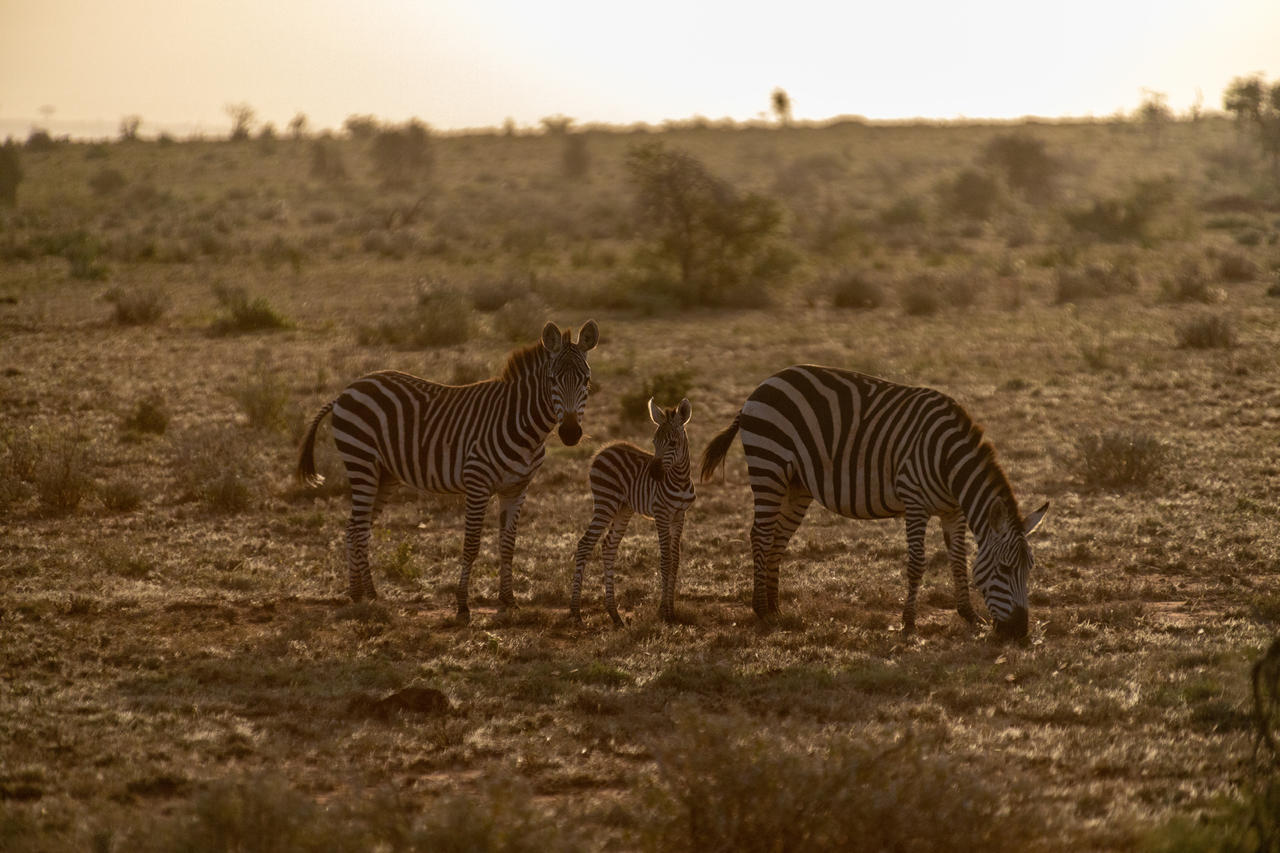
2;112;1280;850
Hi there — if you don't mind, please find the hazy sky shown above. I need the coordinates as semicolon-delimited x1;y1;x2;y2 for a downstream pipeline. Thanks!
1;0;1276;137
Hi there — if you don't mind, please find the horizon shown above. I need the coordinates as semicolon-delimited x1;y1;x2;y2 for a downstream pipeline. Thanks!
1;0;1276;141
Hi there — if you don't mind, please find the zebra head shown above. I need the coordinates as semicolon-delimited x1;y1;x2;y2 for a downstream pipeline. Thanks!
974;499;1048;641
647;397;692;480
541;320;598;446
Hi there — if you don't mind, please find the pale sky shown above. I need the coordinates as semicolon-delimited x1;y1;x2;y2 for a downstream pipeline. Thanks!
1;0;1276;137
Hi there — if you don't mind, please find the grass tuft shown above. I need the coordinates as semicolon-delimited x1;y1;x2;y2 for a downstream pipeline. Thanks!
1067;428;1167;490
1176;314;1235;349
209;284;291;335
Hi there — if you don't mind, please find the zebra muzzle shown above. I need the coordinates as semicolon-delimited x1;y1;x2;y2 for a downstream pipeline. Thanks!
558;414;583;446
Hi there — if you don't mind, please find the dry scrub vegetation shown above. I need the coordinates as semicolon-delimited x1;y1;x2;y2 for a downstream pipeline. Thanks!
2;114;1280;850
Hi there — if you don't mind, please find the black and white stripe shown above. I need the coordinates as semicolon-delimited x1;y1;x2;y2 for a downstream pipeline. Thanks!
572;398;695;625
700;365;1046;639
298;320;599;621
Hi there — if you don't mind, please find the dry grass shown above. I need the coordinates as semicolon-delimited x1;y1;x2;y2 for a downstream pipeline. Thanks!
2;118;1279;850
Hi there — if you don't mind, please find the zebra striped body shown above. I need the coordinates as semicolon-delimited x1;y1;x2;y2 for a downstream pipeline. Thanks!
298;320;598;621
572;398;694;625
700;365;1046;640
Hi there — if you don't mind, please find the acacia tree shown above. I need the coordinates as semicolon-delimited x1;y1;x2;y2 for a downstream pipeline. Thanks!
119;115;142;142
771;88;792;126
225;103;255;141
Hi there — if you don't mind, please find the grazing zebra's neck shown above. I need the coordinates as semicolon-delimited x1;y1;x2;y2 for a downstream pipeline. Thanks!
942;415;1019;539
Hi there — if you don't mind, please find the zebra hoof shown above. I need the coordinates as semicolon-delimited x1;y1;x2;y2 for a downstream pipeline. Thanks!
608;610;624;628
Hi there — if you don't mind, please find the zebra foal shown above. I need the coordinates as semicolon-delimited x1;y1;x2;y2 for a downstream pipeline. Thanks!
571;398;695;625
297;320;599;621
700;365;1046;640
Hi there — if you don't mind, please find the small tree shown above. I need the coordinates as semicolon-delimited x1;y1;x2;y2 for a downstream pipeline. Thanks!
119;115;142;142
562;133;590;180
287;112;309;140
0;141;21;206
225;102;256;141
1135;89;1172;147
1223;74;1280;179
344;114;379;140
370;119;433;188
310;134;347;182
981;132;1058;202
771;88;792;126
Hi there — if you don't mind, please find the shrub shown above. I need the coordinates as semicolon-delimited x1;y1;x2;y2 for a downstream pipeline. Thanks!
901;275;941;316
492;294;547;342
829;270;884;310
620;369;695;422
310;136;347;182
63;232;108;280
879;196;927;228
209;284;291;335
100;478;144;512
370;120;433;188
940;168;1000;220
470;277;515;312
1160;258;1214;303
1216;249;1259;282
25;128;57;152
229;363;297;433
981;132;1058;202
88;167;127;197
899;271;979;315
122;393;170;435
562;133;590;180
626;141;791;307
1053;260;1141;303
1065;178;1178;243
1176;314;1236;349
0;141;21;206
1068;428;1167;490
356;283;474;348
105;286;167;324
171;428;260;513
35;431;92;516
647;716;1030;853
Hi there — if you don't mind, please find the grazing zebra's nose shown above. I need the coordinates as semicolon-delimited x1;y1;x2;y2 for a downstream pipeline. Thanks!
559;413;583;445
995;606;1029;642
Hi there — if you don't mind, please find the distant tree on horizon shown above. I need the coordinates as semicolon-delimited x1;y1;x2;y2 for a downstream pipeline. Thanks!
119;115;142;142
1223;73;1280;178
771;88;792;126
288;112;309;140
225;102;256;141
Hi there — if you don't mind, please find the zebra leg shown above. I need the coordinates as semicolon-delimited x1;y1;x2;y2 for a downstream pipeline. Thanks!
495;484;530;612
766;488;812;614
901;507;930;636
658;509;686;623
454;491;490;624
342;461;382;602
601;509;632;627
940;510;977;625
572;502;615;622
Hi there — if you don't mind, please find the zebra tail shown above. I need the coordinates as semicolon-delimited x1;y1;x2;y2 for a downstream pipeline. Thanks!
699;412;741;483
296;401;335;486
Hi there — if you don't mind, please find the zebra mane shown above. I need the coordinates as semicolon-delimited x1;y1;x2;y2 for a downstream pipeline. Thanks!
962;416;1019;516
500;340;550;382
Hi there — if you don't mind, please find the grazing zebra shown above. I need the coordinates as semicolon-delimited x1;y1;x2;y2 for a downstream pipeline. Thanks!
700;365;1047;640
571;398;695;625
297;320;599;621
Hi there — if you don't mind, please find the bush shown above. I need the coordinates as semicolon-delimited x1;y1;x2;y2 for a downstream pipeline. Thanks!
310;136;347;182
370;120;433;188
209;284;291;335
1160;258;1215;303
100;477;144;512
562;133;590;180
1053;260;1141;303
356;283;474;348
829;270;884;310
469;277;515;312
879;196;927;228
0;141;21;206
492;294;547;342
898;271;979;315
172;428;260;513
88;167;127;197
229;363;297;433
1068;428;1166;490
1065;178;1178;243
901;275;941;316
647;716;1031;853
941;168;1000;220
1176;314;1236;349
1216;249;1259;282
105;286;167;324
626;141;791;307
35;432;92;516
981;132;1058;202
63;232;108;280
122;393;170;435
620;369;695;422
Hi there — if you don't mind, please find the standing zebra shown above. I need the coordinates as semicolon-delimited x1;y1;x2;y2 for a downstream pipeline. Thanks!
700;365;1047;640
571;398;694;626
297;320;599;622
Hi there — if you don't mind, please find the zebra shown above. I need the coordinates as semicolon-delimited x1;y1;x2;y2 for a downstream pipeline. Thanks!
699;365;1047;640
297;320;599;622
571;398;695;626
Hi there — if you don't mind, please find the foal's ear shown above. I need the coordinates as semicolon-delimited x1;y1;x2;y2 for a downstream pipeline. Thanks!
541;321;563;353
577;319;599;351
677;397;692;425
1022;501;1049;537
647;397;664;426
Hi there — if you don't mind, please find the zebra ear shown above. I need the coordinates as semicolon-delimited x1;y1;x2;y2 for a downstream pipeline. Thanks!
1022;501;1049;537
541;321;563;353
677;397;692;425
577;319;599;351
647;397;663;426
